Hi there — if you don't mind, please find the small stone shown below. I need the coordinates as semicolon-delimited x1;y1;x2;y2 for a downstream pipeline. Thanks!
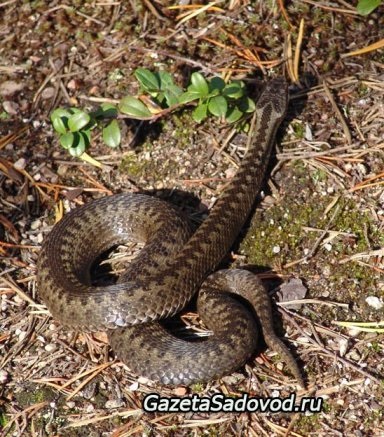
13;295;23;304
128;381;139;391
89;85;100;95
57;165;68;177
346;350;361;361
339;338;348;357
85;404;95;413
41;87;55;99
44;343;57;353
67;79;80;90
14;158;26;170
174;386;187;396
304;123;313;141
105;399;125;409
30;219;41;230
3;100;19;115
18;331;27;341
0;370;9;383
365;296;383;310
356;163;367;175
0;80;24;96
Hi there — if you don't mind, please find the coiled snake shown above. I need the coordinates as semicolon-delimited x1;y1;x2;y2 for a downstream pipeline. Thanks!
37;77;304;386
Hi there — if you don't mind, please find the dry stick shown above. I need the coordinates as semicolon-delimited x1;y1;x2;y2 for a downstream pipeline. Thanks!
129;45;216;74
143;0;169;21
323;80;352;144
296;0;359;14
293;19;305;83
277;143;361;161
1;275;37;306
281;309;382;385
277;0;294;29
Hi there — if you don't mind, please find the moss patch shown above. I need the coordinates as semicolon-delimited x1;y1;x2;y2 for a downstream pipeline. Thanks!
241;163;383;319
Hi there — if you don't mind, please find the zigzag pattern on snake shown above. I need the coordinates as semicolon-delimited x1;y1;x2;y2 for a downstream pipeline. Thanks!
37;77;304;387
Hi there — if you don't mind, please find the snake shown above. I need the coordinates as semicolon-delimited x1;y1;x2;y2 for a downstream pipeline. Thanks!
37;77;304;387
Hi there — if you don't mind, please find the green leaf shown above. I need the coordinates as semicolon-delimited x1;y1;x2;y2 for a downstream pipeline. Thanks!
68;111;91;132
164;84;183;106
208;95;228;117
135;68;160;92
100;103;118;118
91;103;114;122
192;102;208;123
68;143;86;157
223;82;244;99
238;97;256;113
81;130;91;145
158;71;175;89
209;77;226;92
102;120;121;148
119;96;152;117
51;108;70;134
60;132;75;149
357;0;381;15
60;131;90;152
68;131;90;157
178;90;201;104
225;106;243;123
189;72;209;97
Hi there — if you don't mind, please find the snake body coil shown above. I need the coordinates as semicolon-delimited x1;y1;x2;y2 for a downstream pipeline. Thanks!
38;77;304;386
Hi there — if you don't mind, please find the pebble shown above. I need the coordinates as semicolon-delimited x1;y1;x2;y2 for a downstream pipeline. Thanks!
339;338;348;357
14;158;26;170
41;87;55;99
3;100;19;115
0;80;24;96
30;219;41;230
174;387;187;396
105;399;125;409
18;331;27;341
85;404;95;413
0;370;8;383
365;296;383;310
128;381;139;391
347;350;361;362
44;343;57;353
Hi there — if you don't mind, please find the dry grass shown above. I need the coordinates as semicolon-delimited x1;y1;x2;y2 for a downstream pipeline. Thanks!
1;1;384;435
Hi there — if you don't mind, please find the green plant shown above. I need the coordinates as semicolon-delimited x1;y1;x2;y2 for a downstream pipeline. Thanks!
51;104;119;158
51;68;256;164
356;0;382;15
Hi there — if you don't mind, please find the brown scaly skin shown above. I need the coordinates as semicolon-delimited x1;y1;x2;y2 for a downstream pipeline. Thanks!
38;77;304;387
